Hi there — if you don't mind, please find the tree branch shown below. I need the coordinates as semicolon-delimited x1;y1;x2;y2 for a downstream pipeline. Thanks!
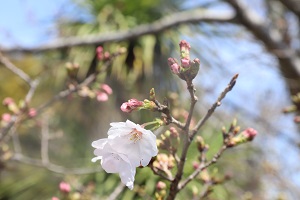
224;0;300;96
278;0;300;19
190;74;238;140
0;10;234;53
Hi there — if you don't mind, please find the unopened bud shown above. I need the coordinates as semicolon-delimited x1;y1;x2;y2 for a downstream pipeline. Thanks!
3;97;14;106
196;136;206;152
168;58;180;74
28;108;37;118
156;181;166;190
294;116;300;123
96;92;109;102
2;113;11;122
100;84;113;95
120;99;144;113
150;88;156;101
59;181;71;193
179;40;191;60
96;46;104;60
65;62;79;79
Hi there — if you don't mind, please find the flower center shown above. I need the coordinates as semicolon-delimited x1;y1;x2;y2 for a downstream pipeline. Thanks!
129;128;143;142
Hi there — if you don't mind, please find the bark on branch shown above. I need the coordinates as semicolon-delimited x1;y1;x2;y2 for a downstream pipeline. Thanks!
0;10;234;53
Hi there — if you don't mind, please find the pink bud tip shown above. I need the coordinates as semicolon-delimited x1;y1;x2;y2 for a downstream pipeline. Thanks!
101;84;113;95
179;40;191;50
28;108;37;117
181;58;190;68
243;128;258;140
120;99;144;113
59;181;71;193
192;161;199;170
96;46;103;53
156;181;166;190
96;92;109;102
96;46;104;60
2;113;11;122
3;97;14;106
170;63;180;74
52;197;60;200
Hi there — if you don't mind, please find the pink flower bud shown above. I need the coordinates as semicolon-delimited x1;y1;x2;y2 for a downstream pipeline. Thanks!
192;161;199;170
59;181;71;193
52;197;60;200
120;99;144;113
104;52;110;60
170;63;180;74
179;40;191;60
96;92;109;102
3;97;14;106
2;113;11;122
28;108;37;117
181;58;190;68
179;40;191;51
96;46;104;60
242;128;258;141
156;181;166;190
101;84;113;95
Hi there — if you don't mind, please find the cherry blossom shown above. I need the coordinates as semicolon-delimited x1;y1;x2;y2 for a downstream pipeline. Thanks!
92;138;136;190
107;120;158;167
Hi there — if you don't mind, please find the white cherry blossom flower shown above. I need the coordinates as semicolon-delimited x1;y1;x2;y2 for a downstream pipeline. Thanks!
92;138;136;190
107;120;158;167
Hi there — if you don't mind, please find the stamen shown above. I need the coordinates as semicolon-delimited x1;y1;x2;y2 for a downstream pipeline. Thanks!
129;128;143;142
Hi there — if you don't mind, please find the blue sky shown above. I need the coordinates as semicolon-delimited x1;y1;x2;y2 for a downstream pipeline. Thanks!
0;0;72;47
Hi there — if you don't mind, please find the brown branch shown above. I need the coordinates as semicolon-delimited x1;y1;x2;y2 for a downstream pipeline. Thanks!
178;145;227;190
278;0;300;19
190;74;238;140
184;81;198;130
0;51;33;85
0;10;234;53
224;0;300;96
154;100;185;129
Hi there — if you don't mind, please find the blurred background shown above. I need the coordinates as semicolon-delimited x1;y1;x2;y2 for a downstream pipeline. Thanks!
0;0;300;199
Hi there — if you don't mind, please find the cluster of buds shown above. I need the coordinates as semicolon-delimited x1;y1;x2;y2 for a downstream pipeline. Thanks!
120;98;156;113
222;119;258;147
78;83;113;102
96;46;111;61
155;181;167;200
195;136;209;153
152;153;175;173
65;62;80;81
156;127;180;153
168;40;200;82
1;97;37;128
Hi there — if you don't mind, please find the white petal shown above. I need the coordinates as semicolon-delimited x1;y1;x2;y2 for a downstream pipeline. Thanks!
101;153;124;173
118;162;136;190
91;156;102;162
125;120;137;128
91;138;108;148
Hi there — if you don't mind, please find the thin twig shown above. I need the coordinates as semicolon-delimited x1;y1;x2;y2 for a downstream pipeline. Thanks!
154;100;185;129
41;115;50;164
11;154;101;174
184;81;198;130
106;182;125;200
0;51;33;85
178;145;227;190
190;74;239;140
